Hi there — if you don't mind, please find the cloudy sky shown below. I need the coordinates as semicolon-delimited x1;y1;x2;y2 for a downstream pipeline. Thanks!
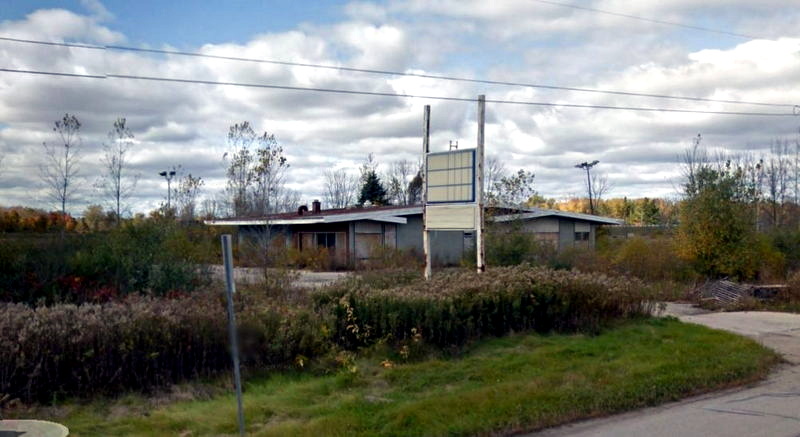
0;0;799;215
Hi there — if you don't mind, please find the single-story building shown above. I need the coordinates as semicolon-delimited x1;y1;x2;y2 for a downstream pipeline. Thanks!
205;200;621;268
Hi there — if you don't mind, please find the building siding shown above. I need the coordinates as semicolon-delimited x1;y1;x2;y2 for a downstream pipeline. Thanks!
232;211;610;268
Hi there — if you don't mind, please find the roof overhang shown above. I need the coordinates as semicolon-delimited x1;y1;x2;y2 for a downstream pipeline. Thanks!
205;206;421;226
492;210;622;225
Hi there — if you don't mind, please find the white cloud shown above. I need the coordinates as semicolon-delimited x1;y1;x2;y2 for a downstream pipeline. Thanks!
0;3;799;214
79;0;114;22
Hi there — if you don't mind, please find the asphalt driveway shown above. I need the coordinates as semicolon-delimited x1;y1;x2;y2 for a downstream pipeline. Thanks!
527;304;800;437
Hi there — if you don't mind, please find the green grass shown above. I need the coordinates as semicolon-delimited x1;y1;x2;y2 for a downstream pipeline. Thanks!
12;318;779;437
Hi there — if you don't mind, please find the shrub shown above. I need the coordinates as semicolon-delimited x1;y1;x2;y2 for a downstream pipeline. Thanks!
314;265;654;349
287;246;332;271
472;225;558;267
768;230;800;275
0;292;328;403
611;237;694;282
778;271;800;303
553;246;614;273
0;221;213;304
357;245;421;271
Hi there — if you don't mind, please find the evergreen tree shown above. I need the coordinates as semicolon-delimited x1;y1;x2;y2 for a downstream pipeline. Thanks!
636;197;661;225
358;170;388;206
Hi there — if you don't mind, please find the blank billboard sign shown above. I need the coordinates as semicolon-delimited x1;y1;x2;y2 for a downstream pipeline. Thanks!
426;204;477;230
426;149;475;203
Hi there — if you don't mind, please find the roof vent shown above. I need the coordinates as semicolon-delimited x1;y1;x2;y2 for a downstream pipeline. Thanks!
298;205;309;215
312;199;321;214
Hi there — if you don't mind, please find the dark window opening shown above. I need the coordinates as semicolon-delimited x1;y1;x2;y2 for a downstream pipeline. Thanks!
575;231;590;241
317;232;336;248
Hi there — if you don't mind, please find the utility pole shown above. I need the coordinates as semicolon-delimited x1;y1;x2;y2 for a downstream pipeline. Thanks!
575;160;599;215
159;169;177;210
422;105;432;280
476;95;486;274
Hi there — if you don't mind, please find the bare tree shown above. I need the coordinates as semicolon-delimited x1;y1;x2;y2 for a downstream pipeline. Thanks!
680;134;708;198
223;121;289;217
590;172;612;210
359;153;379;182
275;187;301;213
323;168;359;208
385;159;414;205
763;139;791;228
173;173;204;221
97;117;138;224
224;122;257;216
794;131;800;205
200;192;230;220
41;113;81;218
484;155;507;199
252;134;289;215
575;160;600;214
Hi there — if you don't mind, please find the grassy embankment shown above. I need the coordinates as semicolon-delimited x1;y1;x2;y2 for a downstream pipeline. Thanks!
18;318;778;437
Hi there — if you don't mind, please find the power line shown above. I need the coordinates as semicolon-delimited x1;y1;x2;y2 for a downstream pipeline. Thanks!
530;0;763;40
0;68;106;79
1;67;796;117
0;36;104;50
1;35;796;109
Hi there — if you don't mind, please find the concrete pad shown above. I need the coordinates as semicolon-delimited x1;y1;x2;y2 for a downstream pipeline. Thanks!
525;306;800;437
0;420;69;437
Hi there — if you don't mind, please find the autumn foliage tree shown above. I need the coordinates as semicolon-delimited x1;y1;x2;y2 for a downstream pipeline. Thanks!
676;137;768;279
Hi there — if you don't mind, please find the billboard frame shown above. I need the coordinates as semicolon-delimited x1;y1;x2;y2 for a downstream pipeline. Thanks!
425;148;476;204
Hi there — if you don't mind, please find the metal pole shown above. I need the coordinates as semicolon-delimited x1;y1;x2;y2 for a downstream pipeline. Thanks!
585;167;593;215
221;234;245;437
167;177;172;210
476;95;486;273
422;105;432;280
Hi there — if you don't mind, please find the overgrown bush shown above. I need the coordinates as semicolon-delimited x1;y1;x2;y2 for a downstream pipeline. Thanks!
553;246;614;273
484;229;558;266
315;265;654;349
357;245;421;271
769;230;800;274
0;292;328;403
0;220;216;304
777;271;800;304
610;237;695;282
287;246;332;271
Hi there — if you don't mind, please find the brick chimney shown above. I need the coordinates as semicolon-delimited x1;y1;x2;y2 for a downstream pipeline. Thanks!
312;199;321;214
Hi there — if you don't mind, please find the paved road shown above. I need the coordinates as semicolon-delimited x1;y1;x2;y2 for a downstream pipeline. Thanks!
528;304;800;437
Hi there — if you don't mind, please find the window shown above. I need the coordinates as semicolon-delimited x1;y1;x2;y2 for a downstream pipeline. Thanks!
316;232;336;248
575;232;590;241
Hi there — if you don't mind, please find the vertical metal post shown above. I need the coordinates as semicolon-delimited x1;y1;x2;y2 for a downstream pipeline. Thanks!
422;105;432;280
476;95;486;273
221;234;245;437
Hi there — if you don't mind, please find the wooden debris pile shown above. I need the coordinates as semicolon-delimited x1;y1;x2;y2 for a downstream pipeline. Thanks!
694;280;788;305
695;280;753;305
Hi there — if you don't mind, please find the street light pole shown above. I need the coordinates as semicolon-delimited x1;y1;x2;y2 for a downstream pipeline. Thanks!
159;169;177;210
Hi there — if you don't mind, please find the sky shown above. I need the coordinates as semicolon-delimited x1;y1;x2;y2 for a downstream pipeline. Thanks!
0;0;799;215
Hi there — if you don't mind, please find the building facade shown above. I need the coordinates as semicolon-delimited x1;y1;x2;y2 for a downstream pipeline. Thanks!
205;202;621;268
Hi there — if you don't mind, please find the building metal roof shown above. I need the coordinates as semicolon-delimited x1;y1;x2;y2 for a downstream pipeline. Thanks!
205;205;422;226
492;208;623;225
205;204;621;226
